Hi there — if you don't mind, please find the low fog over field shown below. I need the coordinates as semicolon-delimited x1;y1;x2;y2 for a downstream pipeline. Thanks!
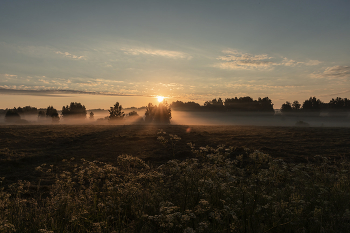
1;109;349;127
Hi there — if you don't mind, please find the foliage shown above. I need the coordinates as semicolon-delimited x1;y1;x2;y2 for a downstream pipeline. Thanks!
5;109;20;119
44;106;59;122
1;135;350;233
15;106;38;115
157;129;181;157
281;101;293;112
145;102;172;124
108;102;125;120
170;101;201;111
62;102;87;118
224;96;274;112
38;110;46;118
89;111;94;119
46;106;59;118
302;97;322;112
128;111;139;117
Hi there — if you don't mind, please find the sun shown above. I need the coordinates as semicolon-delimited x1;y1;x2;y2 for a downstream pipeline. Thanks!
157;96;164;102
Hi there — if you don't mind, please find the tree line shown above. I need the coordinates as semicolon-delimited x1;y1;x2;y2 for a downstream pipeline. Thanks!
4;101;172;124
281;97;350;116
170;97;275;113
3;96;350;123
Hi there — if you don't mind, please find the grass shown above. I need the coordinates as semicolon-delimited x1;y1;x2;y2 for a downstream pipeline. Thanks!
0;125;350;232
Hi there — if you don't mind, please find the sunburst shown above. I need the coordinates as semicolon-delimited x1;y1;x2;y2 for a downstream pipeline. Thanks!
157;96;164;102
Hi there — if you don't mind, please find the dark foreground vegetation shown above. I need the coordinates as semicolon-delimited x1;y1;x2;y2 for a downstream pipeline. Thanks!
0;125;350;232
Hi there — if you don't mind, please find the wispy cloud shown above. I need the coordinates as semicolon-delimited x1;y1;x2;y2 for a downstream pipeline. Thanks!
215;49;323;70
311;65;350;80
0;87;141;97
305;60;322;66
55;51;86;60
323;65;350;78
121;47;192;59
281;58;304;67
215;49;274;70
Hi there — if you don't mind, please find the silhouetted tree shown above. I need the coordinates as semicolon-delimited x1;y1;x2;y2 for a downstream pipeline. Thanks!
328;97;350;116
5;109;21;121
46;106;59;122
128;111;139;117
62;102;87;118
145;101;171;124
38;110;46;118
108;102;125;120
281;101;293;112
170;101;201;111
292;101;301;110
145;103;155;123
302;97;322;112
257;97;274;112
89;111;94;120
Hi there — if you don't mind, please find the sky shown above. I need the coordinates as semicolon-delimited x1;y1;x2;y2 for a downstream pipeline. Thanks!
1;0;350;110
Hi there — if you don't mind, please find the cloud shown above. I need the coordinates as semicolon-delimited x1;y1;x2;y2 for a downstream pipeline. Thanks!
305;60;322;66
281;58;322;67
215;50;275;70
323;65;350;78
281;58;304;67
0;87;141;97
311;65;350;79
56;51;86;60
121;47;192;59
215;49;323;71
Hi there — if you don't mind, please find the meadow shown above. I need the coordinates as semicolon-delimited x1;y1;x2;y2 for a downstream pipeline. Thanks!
0;125;350;232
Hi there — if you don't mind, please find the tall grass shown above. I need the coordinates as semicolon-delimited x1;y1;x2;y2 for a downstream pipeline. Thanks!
1;130;350;232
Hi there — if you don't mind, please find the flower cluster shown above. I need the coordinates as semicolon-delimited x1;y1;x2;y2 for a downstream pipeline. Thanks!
0;133;349;232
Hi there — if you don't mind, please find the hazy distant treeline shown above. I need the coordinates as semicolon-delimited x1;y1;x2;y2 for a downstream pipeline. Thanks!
170;96;274;113
2;101;172;124
171;96;350;116
1;96;350;123
281;97;350;116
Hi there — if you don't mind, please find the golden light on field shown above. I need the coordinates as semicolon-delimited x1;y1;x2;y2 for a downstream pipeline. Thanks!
157;96;164;102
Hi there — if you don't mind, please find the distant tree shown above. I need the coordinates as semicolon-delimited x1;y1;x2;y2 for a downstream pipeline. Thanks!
21;106;38;115
38;110;46;118
257;97;274;112
128;111;139;117
145;103;155;123
281;101;293;112
328;97;350;116
62;102;87;118
170;101;201;111
89;111;94;119
145;101;172;124
5;108;21;121
108;102;125;120
302;97;322;112
46;106;59;122
292;101;301;110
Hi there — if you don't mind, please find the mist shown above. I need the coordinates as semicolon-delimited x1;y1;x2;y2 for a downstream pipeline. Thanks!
171;111;350;127
1;110;349;127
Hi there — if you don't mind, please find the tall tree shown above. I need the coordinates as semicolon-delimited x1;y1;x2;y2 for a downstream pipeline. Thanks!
108;102;125;120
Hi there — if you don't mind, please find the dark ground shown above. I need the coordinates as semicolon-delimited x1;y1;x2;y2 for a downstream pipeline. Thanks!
1;124;349;185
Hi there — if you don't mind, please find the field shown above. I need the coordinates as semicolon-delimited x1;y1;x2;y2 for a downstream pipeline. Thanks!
1;124;349;182
1;124;350;232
